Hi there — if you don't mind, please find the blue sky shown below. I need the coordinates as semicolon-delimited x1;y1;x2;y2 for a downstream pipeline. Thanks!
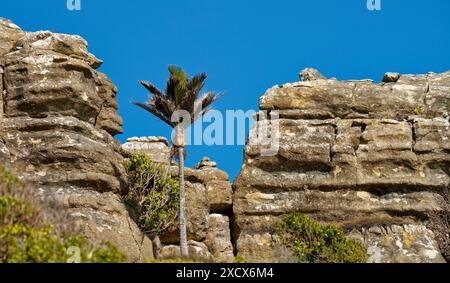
2;0;449;181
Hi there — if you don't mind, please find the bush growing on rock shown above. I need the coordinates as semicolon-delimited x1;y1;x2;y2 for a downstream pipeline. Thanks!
0;165;125;263
124;153;179;237
277;213;368;263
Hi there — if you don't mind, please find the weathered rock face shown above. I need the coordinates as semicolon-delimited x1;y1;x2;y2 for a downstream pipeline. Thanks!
0;18;152;262
349;224;445;263
122;137;169;164
122;138;235;263
0;18;23;58
205;214;235;263
2;17;448;264
155;240;214;262
160;181;210;244
234;69;449;263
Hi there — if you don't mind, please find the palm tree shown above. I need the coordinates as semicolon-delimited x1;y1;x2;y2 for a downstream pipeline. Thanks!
132;65;222;257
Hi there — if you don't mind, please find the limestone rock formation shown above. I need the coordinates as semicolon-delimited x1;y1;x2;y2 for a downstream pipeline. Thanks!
234;69;450;263
196;157;217;169
0;18;23;57
2;16;448;264
382;72;401;83
299;68;326;82
160;181;210;243
205;214;235;263
123;137;235;263
155;240;214;262
122;137;169;164
0;18;152;262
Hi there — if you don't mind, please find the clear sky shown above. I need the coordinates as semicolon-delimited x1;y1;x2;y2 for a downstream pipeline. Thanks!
2;0;449;181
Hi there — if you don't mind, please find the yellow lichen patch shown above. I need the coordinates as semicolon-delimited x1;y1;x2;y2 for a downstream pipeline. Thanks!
413;106;423;115
403;231;415;249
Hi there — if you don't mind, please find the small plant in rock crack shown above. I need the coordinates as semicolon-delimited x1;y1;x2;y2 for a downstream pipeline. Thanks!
124;153;180;237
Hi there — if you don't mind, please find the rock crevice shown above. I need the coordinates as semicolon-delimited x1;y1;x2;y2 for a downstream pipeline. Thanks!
122;138;235;263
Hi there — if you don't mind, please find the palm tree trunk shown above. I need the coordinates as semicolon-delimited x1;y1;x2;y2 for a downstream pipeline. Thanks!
177;129;188;257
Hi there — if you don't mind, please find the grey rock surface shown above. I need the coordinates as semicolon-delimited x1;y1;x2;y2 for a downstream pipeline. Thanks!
0;19;151;262
234;68;450;263
299;68;326;81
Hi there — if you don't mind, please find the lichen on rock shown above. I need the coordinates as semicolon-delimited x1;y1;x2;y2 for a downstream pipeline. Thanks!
0;18;150;262
1;15;448;263
234;68;450;263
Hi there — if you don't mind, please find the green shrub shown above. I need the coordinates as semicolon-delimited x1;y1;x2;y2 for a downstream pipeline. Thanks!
0;196;34;224
124;154;179;237
0;165;125;263
0;223;125;263
89;242;126;263
0;165;21;196
277;213;368;263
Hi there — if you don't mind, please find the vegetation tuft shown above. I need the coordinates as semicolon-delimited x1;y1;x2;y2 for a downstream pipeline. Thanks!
124;153;179;237
0;165;125;263
277;213;368;263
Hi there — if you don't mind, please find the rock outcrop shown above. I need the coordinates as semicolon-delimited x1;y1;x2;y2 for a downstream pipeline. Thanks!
234;68;449;263
0;18;153;262
2;17;448;264
122;137;169;164
122;138;235;263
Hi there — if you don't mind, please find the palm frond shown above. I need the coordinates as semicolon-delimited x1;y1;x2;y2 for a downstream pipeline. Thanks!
131;101;175;127
135;66;223;130
178;73;207;113
168;65;187;83
165;75;177;102
192;92;225;122
139;80;176;122
139;80;163;97
153;94;176;120
187;73;207;94
166;65;188;106
200;91;224;110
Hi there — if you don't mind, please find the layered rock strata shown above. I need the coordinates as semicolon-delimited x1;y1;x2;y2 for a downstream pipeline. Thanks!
0;18;153;262
233;68;449;263
122;138;235;263
2;16;448;263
